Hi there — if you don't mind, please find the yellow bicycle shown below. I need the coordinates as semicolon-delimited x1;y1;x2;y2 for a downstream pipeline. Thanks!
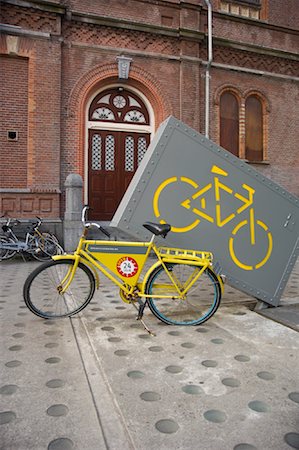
23;206;224;330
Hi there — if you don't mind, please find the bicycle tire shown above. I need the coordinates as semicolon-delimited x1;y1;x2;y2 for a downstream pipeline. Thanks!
23;259;95;318
0;236;17;261
32;236;62;261
145;263;221;326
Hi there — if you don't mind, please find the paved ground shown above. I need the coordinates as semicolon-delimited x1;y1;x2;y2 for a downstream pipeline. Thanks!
0;258;299;450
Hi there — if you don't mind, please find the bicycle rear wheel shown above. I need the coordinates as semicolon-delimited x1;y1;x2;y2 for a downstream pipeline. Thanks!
145;263;221;326
23;259;95;318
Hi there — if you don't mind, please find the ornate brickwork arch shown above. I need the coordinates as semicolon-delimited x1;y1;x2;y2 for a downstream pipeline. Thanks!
65;63;172;177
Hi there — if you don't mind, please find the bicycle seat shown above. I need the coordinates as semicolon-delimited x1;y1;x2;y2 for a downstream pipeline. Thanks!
143;222;171;238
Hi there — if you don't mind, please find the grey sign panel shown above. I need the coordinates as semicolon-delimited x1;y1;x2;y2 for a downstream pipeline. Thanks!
112;116;299;306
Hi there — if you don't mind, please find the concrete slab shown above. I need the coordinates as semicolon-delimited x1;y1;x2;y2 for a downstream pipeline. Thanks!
0;258;298;450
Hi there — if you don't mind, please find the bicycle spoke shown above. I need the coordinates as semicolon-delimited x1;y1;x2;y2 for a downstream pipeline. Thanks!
146;263;220;325
23;260;95;318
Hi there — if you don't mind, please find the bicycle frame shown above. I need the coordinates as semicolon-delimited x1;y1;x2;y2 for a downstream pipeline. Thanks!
52;228;222;299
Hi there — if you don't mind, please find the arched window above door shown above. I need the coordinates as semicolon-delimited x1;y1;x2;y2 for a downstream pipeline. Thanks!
89;88;150;125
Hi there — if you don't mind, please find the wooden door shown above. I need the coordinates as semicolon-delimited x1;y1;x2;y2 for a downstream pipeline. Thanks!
88;130;150;220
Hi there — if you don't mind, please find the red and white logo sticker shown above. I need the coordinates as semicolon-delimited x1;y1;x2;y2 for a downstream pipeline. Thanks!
116;257;139;278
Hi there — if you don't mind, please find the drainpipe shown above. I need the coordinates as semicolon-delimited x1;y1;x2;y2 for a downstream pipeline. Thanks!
204;0;213;139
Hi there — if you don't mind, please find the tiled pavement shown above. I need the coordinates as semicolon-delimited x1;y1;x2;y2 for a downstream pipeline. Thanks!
0;258;299;450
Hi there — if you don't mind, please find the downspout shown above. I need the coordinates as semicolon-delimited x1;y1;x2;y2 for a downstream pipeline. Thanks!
204;0;213;138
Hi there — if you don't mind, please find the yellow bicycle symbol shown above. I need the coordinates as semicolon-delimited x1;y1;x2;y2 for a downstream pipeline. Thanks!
153;165;273;271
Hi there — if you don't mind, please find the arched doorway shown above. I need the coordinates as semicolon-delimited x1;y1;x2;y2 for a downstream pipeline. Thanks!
87;87;153;220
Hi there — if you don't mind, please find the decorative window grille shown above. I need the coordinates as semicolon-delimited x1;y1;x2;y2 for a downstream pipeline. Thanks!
137;137;147;165
91;134;102;170
105;135;115;171
125;136;135;171
124;110;146;123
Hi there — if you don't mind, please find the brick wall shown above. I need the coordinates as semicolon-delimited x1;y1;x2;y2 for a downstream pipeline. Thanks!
0;55;28;189
1;0;299;221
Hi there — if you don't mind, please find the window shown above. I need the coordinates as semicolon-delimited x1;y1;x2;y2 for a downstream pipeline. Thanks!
245;95;263;161
220;92;239;157
219;1;261;19
218;89;267;162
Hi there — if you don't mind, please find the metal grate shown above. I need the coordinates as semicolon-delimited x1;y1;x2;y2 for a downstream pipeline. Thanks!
125;136;134;171
137;137;147;165
105;135;115;171
91;134;102;170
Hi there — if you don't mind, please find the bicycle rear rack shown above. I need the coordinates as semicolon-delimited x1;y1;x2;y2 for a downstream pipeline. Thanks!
158;246;213;262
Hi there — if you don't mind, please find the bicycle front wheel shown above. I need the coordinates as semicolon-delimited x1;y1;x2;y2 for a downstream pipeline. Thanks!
23;259;95;318
145;263;221;326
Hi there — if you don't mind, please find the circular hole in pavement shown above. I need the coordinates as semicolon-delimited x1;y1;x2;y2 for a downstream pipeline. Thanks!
195;327;209;333
91;308;102;311
149;346;163;352
14;323;25;328
5;360;22;368
202;360;218;368
203;409;227;423
182;385;202;395
48;438;74;450
108;337;121;343
257;371;275;381
114;350;130;357
165;365;183;374
130;324;140;329
138;334;151;340
47;404;69;417
44;330;58;336
248;400;270;413
0;411;16;424
181;342;196;348
234;445;257;450
101;326;115;331
12;333;25;339
45;343;59;349
222;378;240;388
140;391;161;401
127;370;145;379
288;392;299;404
168;331;181;336
284;432;299;449
45;357;61;364
0;385;18;395
235;354;250;362
232;312;246;316
155;419;179;434
9;345;22;352
211;338;224;344
46;379;65;389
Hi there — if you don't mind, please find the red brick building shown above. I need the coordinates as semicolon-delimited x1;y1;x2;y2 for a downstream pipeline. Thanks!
1;0;298;232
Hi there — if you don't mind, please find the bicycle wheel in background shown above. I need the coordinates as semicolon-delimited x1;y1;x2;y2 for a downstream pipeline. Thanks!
33;236;63;261
0;236;17;261
23;259;95;318
145;263;221;326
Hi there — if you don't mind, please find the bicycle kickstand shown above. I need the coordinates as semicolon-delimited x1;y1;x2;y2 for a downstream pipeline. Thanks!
131;300;156;337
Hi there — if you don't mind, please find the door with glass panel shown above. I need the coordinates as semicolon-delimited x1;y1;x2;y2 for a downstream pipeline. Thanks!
89;130;150;220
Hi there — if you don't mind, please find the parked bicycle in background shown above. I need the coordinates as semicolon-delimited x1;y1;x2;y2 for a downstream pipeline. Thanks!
0;216;64;261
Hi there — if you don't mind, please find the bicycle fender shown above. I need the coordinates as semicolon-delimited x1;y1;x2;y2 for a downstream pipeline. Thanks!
51;255;100;289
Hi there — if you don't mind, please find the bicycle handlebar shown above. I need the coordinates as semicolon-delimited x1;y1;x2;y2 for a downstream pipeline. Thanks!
82;205;111;238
